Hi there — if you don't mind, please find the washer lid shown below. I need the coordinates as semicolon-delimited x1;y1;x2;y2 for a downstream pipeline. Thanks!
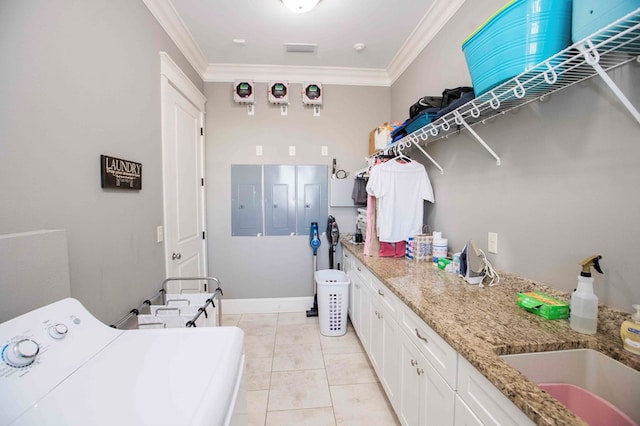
11;327;244;426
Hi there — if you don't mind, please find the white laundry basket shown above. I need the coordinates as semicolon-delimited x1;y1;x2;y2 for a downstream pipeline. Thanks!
316;269;350;337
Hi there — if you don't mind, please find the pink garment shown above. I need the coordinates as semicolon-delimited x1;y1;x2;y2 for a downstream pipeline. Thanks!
363;195;380;257
378;240;406;258
379;242;396;257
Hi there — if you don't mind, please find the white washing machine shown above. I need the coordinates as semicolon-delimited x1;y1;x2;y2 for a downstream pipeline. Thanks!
0;298;246;426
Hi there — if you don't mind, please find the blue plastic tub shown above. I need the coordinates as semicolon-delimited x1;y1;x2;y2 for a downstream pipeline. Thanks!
462;0;573;96
572;0;640;43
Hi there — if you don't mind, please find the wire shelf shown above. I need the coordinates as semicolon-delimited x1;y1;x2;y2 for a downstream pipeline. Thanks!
389;8;640;167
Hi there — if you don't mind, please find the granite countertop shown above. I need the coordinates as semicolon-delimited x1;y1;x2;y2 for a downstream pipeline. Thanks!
340;238;639;426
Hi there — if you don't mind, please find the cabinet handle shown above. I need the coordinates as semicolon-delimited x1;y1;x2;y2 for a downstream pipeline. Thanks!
345;253;349;258
417;367;424;376
415;328;428;343
411;359;418;367
357;267;362;271
377;289;384;297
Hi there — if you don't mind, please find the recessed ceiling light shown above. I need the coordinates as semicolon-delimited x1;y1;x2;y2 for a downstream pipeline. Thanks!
281;0;320;14
353;43;366;52
232;39;246;45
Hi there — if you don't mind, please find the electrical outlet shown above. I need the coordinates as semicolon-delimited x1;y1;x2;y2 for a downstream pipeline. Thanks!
289;146;296;156
256;145;263;156
488;232;498;254
321;146;328;156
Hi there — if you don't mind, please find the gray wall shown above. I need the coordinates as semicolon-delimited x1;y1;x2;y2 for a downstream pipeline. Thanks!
205;82;389;299
0;0;203;323
391;0;640;312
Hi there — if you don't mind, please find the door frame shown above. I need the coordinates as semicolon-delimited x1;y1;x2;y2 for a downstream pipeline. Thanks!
159;52;208;278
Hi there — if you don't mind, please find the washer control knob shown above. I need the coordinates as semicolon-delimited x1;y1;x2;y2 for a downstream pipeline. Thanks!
48;323;68;339
4;339;40;367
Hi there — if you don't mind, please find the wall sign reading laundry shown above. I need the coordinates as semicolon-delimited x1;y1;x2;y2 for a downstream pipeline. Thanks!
100;155;142;190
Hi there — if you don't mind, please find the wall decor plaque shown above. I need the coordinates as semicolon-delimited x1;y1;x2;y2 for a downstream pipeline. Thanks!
101;155;142;190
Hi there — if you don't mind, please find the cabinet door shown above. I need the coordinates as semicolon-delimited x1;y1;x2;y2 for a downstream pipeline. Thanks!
399;338;421;426
359;280;371;352
399;335;455;426
380;302;401;409
369;298;384;374
456;356;534;426
342;251;354;320
454;395;483;426
422;354;455;426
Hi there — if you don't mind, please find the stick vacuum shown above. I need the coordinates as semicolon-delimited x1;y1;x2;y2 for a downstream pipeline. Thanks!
306;222;321;317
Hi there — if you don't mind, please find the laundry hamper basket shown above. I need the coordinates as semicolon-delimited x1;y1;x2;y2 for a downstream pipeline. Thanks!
316;269;350;337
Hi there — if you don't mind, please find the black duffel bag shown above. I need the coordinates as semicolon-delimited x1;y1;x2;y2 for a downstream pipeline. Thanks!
409;96;442;118
440;87;474;109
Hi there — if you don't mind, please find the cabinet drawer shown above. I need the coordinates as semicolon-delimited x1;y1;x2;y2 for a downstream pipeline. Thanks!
369;275;399;317
457;356;534;426
351;257;369;284
400;305;457;389
342;249;353;270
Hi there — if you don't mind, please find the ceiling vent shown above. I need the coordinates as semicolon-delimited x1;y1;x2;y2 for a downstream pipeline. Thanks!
284;43;317;53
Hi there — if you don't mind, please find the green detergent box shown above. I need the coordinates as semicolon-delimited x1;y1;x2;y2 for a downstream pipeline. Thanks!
517;292;569;320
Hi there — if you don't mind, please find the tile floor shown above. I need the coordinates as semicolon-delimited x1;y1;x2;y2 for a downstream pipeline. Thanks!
222;312;400;426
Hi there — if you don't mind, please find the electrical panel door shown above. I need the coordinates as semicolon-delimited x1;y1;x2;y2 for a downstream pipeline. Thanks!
231;165;263;236
264;165;296;236
297;165;328;236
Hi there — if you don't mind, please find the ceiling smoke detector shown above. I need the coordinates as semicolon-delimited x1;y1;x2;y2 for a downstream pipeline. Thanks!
281;0;320;14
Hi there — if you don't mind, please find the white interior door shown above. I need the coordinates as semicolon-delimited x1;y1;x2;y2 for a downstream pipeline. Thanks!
160;54;207;292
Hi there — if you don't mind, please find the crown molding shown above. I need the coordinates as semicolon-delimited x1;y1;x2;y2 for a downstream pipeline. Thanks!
386;0;467;85
145;0;465;87
141;0;208;76
203;63;391;87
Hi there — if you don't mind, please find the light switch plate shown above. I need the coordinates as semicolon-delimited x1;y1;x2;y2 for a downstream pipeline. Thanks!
321;146;328;156
156;226;164;243
488;232;498;254
289;146;296;156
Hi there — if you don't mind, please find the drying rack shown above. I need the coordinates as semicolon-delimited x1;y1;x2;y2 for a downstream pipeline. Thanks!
383;8;640;172
110;276;224;329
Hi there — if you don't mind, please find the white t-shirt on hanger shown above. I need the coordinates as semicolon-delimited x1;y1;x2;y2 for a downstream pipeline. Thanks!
366;160;434;243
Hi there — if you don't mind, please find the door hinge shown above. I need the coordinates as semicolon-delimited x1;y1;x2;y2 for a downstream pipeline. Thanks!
202;232;205;240
201;178;204;186
200;128;203;136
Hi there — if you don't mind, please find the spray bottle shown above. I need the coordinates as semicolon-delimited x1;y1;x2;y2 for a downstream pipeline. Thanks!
570;255;603;335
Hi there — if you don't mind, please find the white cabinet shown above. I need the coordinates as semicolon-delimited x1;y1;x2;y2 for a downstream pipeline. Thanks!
342;251;354;319
456;356;534;426
369;279;402;407
342;248;533;426
398;317;455;425
399;304;458;389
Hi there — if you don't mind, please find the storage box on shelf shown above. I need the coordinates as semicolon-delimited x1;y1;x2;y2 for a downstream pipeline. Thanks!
462;0;573;96
573;0;640;43
386;7;640;167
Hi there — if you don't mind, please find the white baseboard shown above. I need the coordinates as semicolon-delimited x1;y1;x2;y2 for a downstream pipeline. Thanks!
221;297;314;315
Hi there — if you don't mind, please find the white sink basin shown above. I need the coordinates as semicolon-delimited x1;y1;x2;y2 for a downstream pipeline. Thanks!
501;349;640;425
